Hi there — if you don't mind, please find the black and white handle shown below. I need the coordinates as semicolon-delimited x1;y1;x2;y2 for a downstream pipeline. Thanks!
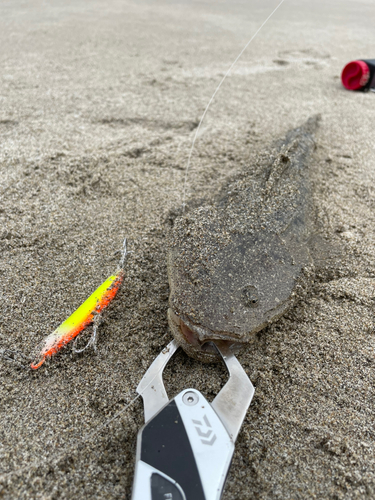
131;389;234;500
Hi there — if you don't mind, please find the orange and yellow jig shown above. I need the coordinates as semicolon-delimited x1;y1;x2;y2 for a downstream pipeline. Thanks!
31;239;128;370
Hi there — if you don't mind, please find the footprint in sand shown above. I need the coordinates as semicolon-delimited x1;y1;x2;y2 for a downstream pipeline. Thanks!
274;48;331;70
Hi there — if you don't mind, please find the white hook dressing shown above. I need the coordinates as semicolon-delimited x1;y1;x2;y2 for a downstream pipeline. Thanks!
182;0;286;210
72;313;102;354
118;237;130;270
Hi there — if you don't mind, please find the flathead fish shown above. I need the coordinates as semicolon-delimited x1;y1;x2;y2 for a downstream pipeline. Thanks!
167;115;320;361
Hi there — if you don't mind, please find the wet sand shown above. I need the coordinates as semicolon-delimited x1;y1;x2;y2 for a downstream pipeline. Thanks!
0;0;375;498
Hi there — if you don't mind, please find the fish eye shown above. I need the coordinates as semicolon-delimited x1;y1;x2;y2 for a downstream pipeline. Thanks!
241;285;259;308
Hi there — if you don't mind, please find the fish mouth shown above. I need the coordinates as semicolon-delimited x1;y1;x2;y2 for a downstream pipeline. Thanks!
168;308;244;361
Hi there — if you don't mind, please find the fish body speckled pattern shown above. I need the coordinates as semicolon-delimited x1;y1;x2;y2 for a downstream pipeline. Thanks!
168;115;320;361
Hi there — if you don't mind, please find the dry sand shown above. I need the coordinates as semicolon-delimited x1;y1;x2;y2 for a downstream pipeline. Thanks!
0;0;375;498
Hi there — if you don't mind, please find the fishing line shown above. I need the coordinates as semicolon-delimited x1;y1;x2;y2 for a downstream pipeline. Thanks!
0;351;171;482
182;0;286;210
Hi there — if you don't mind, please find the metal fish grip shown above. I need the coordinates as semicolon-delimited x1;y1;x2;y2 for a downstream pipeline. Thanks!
131;340;254;500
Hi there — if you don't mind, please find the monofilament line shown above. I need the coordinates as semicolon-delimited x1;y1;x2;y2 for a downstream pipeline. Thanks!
0;352;169;482
182;0;286;210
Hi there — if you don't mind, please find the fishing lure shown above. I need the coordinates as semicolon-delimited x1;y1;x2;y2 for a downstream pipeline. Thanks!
31;239;128;369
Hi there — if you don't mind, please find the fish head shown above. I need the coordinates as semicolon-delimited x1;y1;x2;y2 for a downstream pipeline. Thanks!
168;231;304;362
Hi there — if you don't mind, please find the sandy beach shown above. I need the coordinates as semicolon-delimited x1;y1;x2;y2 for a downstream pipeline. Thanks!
1;0;375;498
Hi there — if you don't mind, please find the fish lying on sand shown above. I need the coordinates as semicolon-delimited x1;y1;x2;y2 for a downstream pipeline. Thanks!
167;115;320;361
